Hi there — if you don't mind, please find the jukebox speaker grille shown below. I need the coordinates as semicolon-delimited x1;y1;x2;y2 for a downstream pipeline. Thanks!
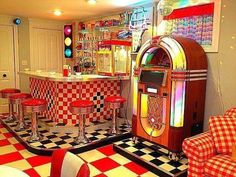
140;95;166;137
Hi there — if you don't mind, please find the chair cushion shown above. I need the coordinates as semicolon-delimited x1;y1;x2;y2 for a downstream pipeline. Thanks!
21;98;47;106
204;154;236;177
209;116;236;154
224;107;236;117
105;96;126;103
70;100;94;108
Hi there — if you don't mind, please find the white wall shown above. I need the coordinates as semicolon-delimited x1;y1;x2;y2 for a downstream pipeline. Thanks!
204;0;236;130
19;18;65;92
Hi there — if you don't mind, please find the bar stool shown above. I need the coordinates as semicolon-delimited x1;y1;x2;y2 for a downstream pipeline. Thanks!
21;98;47;142
69;100;94;144
0;88;21;122
9;93;32;131
105;96;126;135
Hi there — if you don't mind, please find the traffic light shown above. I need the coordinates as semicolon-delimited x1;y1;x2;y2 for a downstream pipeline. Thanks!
64;25;73;58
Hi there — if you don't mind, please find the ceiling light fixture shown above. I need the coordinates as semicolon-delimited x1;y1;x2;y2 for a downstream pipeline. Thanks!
54;9;62;16
87;0;96;5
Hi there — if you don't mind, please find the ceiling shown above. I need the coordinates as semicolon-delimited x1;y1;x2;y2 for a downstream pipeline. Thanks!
0;0;153;21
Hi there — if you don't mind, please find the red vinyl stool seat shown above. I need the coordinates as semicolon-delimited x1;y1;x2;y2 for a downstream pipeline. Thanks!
0;88;21;98
0;88;21;122
105;96;126;134
9;93;32;131
69;100;94;144
22;98;47;142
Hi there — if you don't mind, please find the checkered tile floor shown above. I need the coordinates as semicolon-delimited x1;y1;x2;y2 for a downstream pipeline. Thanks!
114;138;188;176
1;116;130;151
0;123;159;177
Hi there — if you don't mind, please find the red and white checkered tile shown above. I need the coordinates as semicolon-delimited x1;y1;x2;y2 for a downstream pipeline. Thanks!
0;122;158;177
30;78;121;125
30;78;57;122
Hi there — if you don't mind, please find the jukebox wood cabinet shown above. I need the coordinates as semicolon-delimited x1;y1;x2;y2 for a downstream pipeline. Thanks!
132;36;207;158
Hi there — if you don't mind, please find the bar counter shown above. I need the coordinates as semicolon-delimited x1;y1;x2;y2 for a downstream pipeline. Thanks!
19;71;129;125
19;71;129;82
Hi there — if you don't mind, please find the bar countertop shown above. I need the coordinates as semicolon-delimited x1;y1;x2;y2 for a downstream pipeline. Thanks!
19;71;130;82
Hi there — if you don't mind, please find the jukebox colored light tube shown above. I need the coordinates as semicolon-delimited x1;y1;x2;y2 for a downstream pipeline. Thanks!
141;94;148;118
141;47;158;65
136;39;151;66
161;37;186;70
170;81;186;127
132;77;138;115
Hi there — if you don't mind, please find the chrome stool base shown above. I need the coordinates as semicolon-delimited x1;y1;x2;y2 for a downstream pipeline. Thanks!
15;122;29;132
28;111;42;142
74;115;91;144
5;103;16;122
74;136;91;144
10;93;32;132
109;126;120;135
5;114;17;123
69;100;94;145
28;133;43;143
108;108;120;135
105;96;126;135
22;99;47;143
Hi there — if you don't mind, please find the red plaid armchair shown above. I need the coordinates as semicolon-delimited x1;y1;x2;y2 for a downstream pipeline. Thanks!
182;107;236;177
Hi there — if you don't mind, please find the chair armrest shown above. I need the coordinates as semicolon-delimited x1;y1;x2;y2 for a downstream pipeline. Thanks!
183;131;216;162
182;131;216;177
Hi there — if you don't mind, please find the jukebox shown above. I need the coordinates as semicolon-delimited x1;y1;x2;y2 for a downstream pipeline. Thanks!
132;36;207;157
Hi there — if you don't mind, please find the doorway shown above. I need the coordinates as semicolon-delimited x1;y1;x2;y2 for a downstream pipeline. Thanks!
0;24;17;113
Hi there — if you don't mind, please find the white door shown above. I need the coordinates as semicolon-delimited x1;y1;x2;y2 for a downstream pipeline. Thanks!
0;25;16;113
30;28;63;72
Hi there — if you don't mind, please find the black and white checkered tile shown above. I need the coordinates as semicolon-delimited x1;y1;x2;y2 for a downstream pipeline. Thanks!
45;90;54;111
1;117;131;151
114;138;188;177
93;92;104;113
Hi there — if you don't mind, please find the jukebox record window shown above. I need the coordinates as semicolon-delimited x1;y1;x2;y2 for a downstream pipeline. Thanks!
139;70;166;86
141;47;170;68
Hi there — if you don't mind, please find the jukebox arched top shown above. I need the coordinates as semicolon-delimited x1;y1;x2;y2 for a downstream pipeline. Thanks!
135;36;207;71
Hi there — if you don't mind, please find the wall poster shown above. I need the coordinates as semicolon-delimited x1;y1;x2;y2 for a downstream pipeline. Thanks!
157;0;221;52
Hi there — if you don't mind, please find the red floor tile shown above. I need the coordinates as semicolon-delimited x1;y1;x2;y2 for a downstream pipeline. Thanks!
0;139;10;146
97;145;115;156
90;157;120;172
26;155;51;167
124;162;148;175
24;168;41;177
13;142;26;151
0;152;24;165
94;173;108;177
3;132;13;138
